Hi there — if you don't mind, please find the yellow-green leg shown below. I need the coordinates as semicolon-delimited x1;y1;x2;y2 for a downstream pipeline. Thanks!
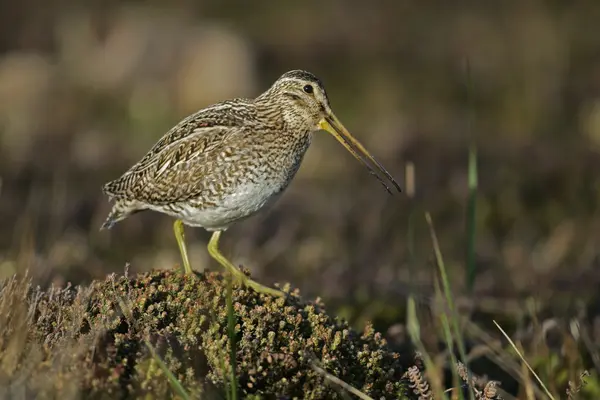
173;219;193;275
207;231;284;297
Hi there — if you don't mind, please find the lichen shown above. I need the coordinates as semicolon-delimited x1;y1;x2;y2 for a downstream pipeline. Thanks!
0;269;414;399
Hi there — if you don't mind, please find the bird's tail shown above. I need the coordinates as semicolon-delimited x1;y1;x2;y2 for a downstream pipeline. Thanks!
100;199;144;230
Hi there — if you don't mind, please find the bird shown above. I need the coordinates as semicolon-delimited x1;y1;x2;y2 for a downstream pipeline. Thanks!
100;69;401;297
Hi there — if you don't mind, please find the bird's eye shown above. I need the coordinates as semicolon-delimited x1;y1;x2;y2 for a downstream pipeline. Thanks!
303;85;314;94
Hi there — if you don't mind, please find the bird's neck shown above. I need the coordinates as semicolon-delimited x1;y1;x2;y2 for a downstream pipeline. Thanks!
255;93;313;134
253;93;313;178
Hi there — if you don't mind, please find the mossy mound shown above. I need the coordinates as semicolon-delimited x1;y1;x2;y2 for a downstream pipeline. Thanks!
0;269;414;399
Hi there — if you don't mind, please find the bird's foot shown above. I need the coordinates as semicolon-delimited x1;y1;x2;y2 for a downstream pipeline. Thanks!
232;273;285;298
173;263;194;275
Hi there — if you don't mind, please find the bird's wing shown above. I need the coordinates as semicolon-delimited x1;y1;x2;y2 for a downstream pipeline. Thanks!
103;108;250;205
129;112;225;174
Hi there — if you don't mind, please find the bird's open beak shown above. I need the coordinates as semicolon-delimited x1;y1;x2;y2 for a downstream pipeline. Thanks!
319;114;402;194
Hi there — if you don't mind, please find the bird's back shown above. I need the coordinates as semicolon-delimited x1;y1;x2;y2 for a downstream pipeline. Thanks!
102;96;308;213
104;98;260;202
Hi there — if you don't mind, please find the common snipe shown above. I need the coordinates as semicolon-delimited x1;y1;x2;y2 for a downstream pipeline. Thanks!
101;70;401;297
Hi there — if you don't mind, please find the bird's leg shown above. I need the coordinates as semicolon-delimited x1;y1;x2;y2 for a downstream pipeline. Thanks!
173;219;193;275
207;231;284;297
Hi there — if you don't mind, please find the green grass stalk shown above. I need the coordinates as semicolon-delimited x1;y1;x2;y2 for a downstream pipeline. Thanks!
494;320;555;400
113;290;191;400
466;145;478;294
463;57;478;295
145;341;192;400
226;274;239;400
405;162;419;339
426;212;474;400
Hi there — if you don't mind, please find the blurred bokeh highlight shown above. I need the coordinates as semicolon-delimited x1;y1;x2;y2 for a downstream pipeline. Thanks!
2;1;600;328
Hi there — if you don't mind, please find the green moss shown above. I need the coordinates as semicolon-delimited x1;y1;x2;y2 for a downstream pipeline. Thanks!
0;270;414;399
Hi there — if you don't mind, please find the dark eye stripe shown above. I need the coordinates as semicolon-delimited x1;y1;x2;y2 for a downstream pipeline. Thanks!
285;93;302;101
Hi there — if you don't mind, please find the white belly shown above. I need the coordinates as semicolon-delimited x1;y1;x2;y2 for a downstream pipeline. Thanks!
151;180;285;231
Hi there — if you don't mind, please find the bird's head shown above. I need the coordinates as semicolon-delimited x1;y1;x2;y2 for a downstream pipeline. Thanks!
264;70;334;130
261;69;402;194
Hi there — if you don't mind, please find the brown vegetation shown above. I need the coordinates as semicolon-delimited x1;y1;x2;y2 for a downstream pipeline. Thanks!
0;269;416;399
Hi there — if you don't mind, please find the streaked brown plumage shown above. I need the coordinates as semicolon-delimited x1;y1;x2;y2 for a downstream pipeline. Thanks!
101;70;401;296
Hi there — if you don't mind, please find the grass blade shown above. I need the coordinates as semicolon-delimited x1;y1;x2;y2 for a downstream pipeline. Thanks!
462;57;478;294
112;288;191;400
145;340;192;400
493;320;555;400
425;212;474;400
435;275;464;398
226;274;238;400
466;145;478;293
311;362;374;400
405;162;419;339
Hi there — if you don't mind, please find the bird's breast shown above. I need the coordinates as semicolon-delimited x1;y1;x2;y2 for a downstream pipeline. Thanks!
178;178;286;230
177;132;312;230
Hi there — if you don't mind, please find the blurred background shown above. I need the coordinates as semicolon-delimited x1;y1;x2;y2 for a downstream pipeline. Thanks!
2;0;600;342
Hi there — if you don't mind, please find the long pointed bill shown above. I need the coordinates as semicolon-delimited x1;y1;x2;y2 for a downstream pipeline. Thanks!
319;114;402;194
